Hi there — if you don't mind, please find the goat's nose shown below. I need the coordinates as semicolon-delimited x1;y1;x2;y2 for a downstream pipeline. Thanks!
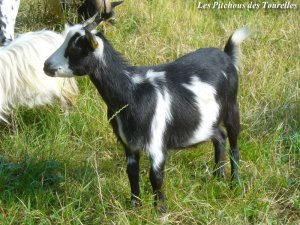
43;61;56;77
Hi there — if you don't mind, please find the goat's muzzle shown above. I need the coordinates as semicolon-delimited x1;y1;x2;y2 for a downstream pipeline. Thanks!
44;61;56;77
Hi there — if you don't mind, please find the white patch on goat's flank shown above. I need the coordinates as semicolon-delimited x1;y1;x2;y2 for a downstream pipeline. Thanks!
147;88;172;171
222;71;228;79
182;76;219;145
132;70;166;86
146;70;166;86
116;115;128;145
131;74;144;84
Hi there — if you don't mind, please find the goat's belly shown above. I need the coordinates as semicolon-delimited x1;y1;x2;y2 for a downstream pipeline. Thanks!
183;125;214;146
183;108;219;146
167;116;218;149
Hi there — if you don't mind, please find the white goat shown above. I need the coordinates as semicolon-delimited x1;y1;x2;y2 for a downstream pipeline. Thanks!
0;30;79;123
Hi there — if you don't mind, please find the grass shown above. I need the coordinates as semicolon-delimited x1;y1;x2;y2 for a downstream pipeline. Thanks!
0;0;299;224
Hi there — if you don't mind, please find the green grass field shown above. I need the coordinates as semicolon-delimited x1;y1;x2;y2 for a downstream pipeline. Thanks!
0;0;299;224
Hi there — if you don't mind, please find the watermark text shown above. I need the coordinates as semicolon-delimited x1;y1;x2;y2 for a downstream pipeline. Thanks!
197;1;297;10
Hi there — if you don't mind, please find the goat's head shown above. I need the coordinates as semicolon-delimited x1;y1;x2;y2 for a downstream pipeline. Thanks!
44;17;106;78
97;0;123;21
78;0;123;22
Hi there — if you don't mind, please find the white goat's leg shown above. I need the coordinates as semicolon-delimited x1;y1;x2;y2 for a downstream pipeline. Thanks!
0;0;20;45
9;111;18;135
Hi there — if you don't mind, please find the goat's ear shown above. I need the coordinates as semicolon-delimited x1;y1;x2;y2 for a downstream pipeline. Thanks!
96;0;123;14
111;1;123;9
85;29;98;50
94;0;123;24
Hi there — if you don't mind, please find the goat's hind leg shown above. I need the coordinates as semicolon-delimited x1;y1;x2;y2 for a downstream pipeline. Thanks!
224;103;241;187
212;127;227;178
126;150;141;207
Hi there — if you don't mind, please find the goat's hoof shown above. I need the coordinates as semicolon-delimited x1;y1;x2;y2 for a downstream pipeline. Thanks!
213;164;226;178
158;205;167;214
230;176;243;192
232;173;242;184
154;202;167;214
213;170;226;178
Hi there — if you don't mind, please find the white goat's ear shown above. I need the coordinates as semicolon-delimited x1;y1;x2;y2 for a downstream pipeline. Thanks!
85;29;98;50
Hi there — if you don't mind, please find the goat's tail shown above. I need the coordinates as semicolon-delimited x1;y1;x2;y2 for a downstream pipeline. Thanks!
224;27;251;68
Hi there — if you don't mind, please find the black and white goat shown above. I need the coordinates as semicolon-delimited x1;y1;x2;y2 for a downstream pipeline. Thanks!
0;30;79;123
44;20;250;212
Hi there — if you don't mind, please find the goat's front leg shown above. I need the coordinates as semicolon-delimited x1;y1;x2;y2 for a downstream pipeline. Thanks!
126;150;140;207
149;152;166;214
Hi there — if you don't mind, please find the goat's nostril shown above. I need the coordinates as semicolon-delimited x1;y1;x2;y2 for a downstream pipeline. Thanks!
43;62;56;77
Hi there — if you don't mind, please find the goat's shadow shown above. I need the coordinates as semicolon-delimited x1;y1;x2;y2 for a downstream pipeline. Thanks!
0;156;64;195
0;108;96;205
0;154;104;208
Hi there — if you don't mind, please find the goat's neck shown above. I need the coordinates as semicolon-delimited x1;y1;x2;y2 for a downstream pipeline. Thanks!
89;58;133;113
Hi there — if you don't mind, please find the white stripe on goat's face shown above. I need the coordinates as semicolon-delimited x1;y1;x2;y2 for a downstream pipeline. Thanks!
44;25;83;77
44;25;104;77
182;76;220;145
